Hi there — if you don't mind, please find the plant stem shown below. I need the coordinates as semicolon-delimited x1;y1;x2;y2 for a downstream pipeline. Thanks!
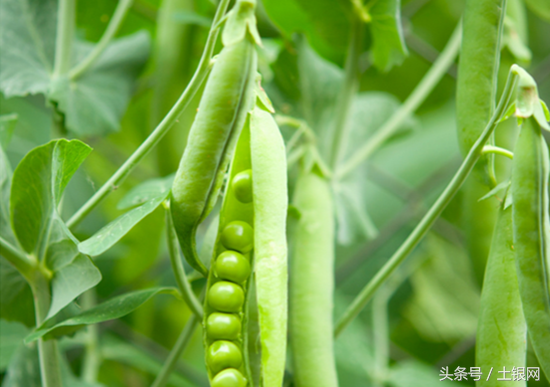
52;0;75;79
334;68;519;337
165;208;204;319
371;286;389;387
0;236;34;279
66;0;232;230
32;274;63;387
335;22;462;180
482;145;514;159
330;17;363;168
70;0;134;80
81;289;101;383
150;314;199;387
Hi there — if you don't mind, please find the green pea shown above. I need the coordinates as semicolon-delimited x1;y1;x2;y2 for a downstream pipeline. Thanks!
208;281;245;313
206;313;242;340
220;221;254;253
215;251;251;283
232;169;253;203
211;368;247;387
207;340;243;374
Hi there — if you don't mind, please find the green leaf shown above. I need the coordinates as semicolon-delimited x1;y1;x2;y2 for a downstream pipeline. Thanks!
0;145;16;244
368;0;408;72
0;258;35;327
25;287;179;342
297;38;343;158
404;235;479;344
0;0;56;97
79;190;169;257
0;113;18;147
49;32;151;136
334;92;414;245
117;174;174;210
2;343;42;387
0;0;150;136
477;180;510;202
10;139;91;255
524;0;550;21
45;240;102;319
262;0;351;62
2;341;105;387
0;320;29;371
9;139;101;320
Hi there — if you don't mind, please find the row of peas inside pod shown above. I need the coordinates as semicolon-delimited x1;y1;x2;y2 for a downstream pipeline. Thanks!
205;169;254;387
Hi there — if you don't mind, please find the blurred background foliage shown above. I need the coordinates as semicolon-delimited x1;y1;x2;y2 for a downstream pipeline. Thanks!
1;0;549;385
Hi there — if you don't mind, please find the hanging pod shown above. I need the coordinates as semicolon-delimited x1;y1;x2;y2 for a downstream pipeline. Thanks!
511;117;550;380
289;170;339;387
170;2;259;276
202;104;288;387
476;202;527;387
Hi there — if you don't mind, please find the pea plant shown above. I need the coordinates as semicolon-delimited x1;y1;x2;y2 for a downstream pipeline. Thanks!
0;0;549;386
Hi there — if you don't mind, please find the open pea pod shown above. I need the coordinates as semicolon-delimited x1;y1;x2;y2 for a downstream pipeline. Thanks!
202;104;288;387
170;0;259;276
511;117;550;380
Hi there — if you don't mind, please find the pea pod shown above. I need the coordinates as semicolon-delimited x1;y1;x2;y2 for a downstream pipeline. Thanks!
511;117;550;380
170;27;257;276
203;105;288;386
457;0;506;162
476;203;526;387
290;171;338;387
456;0;507;285
250;106;288;387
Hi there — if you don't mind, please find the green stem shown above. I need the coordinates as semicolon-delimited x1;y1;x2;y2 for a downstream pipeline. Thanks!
32;274;63;387
331;17;363;168
150;314;199;387
482;145;514;159
334;68;519;337
165;207;204;319
66;0;232;230
52;0;75;79
81;289;101;383
0;236;34;279
335;22;462;180
371;286;389;387
70;0;134;80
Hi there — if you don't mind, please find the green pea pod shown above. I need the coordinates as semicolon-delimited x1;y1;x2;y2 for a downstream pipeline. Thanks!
203;104;288;386
203;117;254;385
290;171;338;387
456;0;507;285
476;203;526;387
457;0;506;164
170;36;257;276
511;117;550;380
250;106;288;387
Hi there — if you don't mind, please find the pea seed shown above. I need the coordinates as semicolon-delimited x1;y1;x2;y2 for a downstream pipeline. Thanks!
207;340;243;374
208;281;245;313
232;169;253;203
